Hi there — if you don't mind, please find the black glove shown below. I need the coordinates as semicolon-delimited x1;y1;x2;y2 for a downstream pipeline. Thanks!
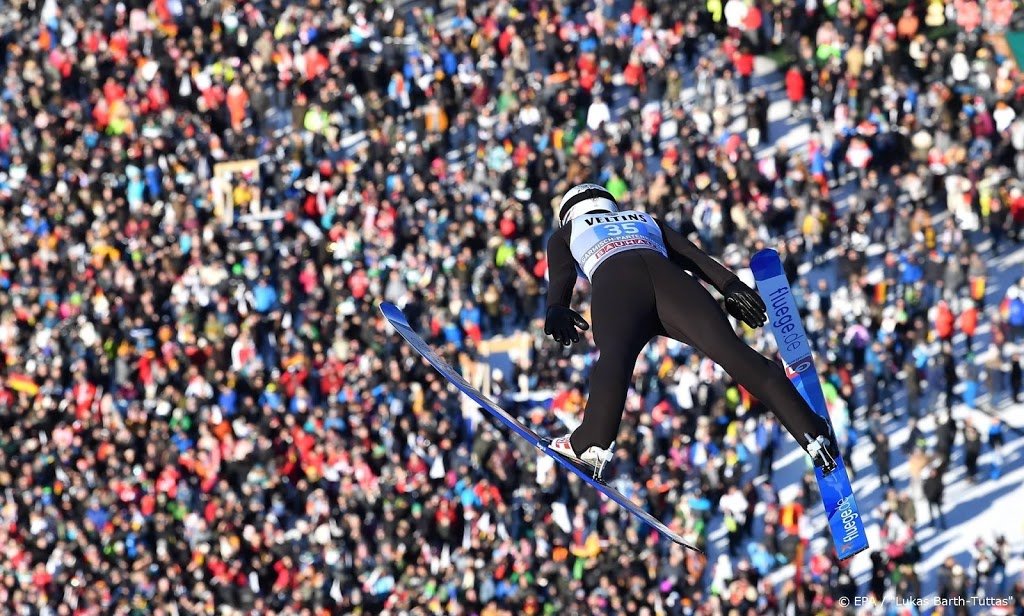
544;305;590;346
723;279;768;329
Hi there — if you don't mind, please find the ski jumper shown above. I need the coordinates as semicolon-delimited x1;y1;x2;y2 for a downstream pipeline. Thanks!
546;208;834;456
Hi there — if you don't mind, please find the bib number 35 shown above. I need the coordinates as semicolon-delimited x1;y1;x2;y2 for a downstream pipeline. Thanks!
605;222;640;236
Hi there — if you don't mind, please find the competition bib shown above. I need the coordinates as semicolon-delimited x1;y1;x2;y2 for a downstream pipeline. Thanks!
569;210;668;279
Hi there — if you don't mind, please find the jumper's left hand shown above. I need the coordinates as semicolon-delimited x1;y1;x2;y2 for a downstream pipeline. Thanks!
723;279;768;329
544;305;590;346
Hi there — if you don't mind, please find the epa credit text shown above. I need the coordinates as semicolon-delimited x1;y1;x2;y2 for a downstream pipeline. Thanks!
841;596;1014;608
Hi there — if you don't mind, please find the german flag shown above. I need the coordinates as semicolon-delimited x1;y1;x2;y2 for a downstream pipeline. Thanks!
874;281;888;305
970;277;986;301
7;373;39;396
282;354;305;371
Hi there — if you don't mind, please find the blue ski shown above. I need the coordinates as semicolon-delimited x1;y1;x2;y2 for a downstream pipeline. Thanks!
750;249;869;561
379;302;702;552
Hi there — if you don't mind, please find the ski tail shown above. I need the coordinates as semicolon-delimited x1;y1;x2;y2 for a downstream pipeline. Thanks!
750;249;870;561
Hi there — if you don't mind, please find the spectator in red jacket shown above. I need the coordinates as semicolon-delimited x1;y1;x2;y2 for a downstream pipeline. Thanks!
934;300;957;343
785;65;806;117
959;300;980;351
733;43;756;95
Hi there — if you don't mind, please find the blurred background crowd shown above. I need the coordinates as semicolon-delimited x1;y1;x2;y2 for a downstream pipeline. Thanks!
2;0;1024;614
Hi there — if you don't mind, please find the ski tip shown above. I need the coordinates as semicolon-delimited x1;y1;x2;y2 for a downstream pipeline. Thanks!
751;248;779;260
379;302;404;323
749;249;783;277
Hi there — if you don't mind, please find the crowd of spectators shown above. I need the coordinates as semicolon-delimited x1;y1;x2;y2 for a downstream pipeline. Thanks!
2;0;1024;614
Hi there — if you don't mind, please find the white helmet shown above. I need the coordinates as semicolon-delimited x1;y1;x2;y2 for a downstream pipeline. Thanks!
558;183;618;226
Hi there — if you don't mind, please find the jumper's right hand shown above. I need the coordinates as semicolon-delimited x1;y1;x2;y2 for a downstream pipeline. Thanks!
723;279;768;329
544;305;590;346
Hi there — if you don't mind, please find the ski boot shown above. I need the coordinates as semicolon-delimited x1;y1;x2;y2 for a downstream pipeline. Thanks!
804;432;840;477
550;435;614;480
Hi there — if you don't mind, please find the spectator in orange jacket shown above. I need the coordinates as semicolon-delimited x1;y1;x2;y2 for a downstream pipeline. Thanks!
959;300;979;351
934;300;956;343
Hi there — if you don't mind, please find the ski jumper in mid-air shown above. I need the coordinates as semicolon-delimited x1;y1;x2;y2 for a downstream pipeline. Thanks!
544;183;840;478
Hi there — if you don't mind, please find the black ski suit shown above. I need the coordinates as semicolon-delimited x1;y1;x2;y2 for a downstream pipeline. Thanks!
545;210;834;457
